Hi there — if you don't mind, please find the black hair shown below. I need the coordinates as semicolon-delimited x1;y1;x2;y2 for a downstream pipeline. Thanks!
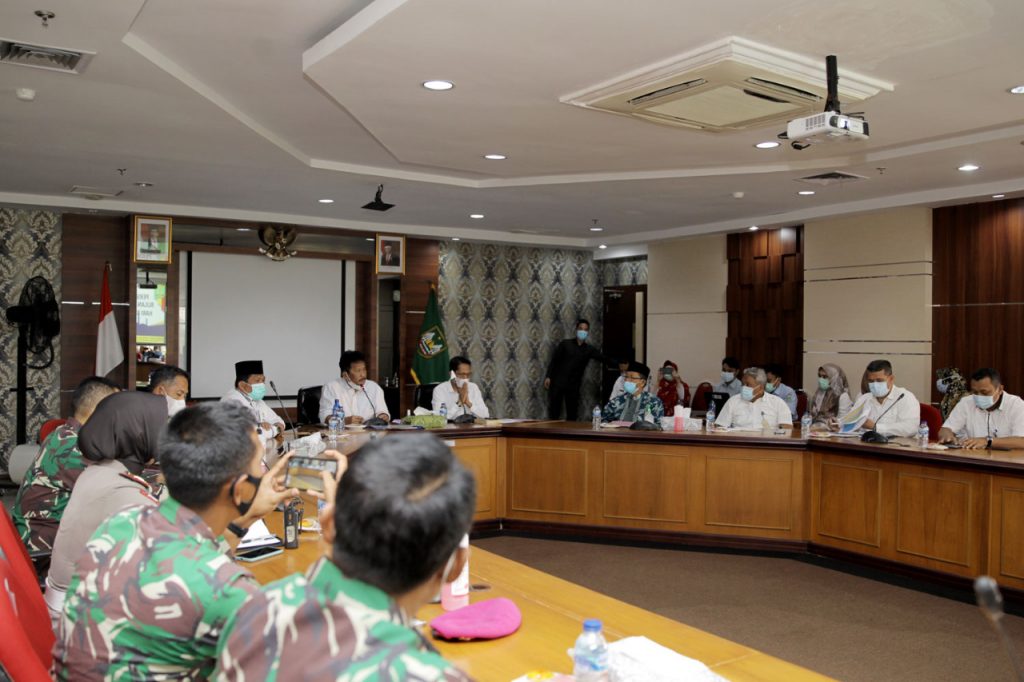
764;363;784;379
332;433;476;595
576;318;590;328
160;402;259;511
449;356;471;373
71;376;120;417
866;359;893;375
339;350;367;374
148;365;190;391
722;356;740;370
971;367;1002;385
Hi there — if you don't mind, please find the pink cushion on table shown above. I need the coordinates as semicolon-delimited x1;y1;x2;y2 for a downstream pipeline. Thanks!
429;597;522;640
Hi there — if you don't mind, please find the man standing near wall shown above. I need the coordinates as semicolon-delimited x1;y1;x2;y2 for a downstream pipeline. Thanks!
544;318;604;421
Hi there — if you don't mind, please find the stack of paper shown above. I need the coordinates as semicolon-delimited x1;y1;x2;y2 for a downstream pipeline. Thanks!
237;519;281;550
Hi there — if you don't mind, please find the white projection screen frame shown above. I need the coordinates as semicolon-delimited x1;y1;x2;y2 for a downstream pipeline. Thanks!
188;252;352;399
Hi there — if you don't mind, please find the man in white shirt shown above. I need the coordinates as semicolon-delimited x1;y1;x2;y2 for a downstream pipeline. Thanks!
938;367;1024;449
714;356;743;397
715;367;793;430
844;359;920;437
221;360;285;456
319;350;391;424
432;356;490;419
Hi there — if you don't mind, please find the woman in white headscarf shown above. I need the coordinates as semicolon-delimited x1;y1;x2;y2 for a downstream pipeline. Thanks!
809;363;854;427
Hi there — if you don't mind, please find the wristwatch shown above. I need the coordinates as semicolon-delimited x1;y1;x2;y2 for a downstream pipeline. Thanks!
226;521;247;539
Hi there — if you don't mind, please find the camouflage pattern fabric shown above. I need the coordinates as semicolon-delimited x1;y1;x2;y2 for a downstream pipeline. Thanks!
601;390;665;423
12;420;85;552
52;496;257;681
215;556;472;681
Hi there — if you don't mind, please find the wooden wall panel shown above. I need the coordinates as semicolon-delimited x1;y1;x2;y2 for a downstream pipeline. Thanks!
726;226;804;386
704;455;795;531
509;443;587;517
602;449;690;524
399;238;440;414
933;198;1024;399
61;214;130;413
356;260;378;379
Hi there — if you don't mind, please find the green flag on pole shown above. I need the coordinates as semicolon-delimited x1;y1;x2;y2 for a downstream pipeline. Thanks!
411;286;450;384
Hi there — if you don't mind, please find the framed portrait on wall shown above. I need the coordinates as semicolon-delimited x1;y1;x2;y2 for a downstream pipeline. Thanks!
376;234;406;274
133;216;173;264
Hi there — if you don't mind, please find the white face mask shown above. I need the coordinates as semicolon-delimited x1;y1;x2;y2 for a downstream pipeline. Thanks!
936;379;949;394
165;395;186;417
455;378;468;388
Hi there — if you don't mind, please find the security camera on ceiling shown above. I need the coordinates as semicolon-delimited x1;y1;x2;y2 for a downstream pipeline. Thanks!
780;55;869;151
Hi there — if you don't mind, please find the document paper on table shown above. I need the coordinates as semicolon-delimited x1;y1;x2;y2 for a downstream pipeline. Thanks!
238;519;280;550
607;636;727;681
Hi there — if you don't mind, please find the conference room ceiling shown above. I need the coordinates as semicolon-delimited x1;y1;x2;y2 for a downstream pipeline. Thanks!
1;0;1023;248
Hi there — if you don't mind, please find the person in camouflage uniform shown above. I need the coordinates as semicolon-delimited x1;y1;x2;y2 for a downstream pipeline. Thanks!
52;402;303;681
12;376;119;552
215;432;476;681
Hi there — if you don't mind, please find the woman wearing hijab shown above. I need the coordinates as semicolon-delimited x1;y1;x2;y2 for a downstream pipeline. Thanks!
656;360;690;413
809;363;854;427
936;367;968;420
44;391;167;621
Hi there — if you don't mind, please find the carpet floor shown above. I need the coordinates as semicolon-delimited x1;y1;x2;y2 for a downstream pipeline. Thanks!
474;535;1024;681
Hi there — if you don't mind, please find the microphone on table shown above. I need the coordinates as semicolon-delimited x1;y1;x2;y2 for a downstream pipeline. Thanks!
975;576;1024;681
362;384;389;428
269;380;299;441
860;393;905;444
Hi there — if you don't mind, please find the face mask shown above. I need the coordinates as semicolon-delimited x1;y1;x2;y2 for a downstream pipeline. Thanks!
165;395;186;417
765;381;777;394
248;383;267;401
818;377;830;391
623;381;638;395
974;394;995;410
455;378;468;388
231;473;263;516
662;371;673;381
576;330;588;342
936;379;949;394
722;371;735;384
741;386;755;402
868;381;889;398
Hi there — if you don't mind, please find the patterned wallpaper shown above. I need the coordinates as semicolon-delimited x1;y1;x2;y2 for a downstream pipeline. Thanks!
438;241;604;420
0;207;62;467
597;256;648;287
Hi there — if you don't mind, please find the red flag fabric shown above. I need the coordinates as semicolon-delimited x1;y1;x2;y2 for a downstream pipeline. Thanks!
96;264;124;376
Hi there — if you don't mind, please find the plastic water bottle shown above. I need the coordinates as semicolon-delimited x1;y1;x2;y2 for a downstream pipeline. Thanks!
918;421;930;448
572;619;609;681
327;400;344;440
705;401;716;432
592;405;602;430
439;403;448;420
801;411;813;434
644;404;653;423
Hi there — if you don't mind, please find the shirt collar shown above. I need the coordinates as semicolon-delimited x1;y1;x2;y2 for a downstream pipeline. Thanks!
157;496;220;545
65;417;83;432
307;556;408;626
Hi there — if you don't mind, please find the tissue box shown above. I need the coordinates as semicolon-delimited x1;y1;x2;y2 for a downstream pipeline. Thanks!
684;418;704;431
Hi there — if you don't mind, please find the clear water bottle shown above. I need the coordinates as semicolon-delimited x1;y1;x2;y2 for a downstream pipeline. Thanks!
439;402;448;420
592;405;602;430
644;404;653;423
917;421;930;448
572;619;609;681
801;411;813;434
705;401;716;432
328;399;344;440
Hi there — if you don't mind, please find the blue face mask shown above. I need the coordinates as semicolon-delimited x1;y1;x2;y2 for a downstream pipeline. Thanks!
818;377;830;391
741;386;755;402
868;381;889;398
248;383;267;401
623;381;638;395
576;330;588;342
765;381;777;394
974;394;995;410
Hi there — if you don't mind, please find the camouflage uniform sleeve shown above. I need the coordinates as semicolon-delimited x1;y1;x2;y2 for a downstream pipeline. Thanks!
12;431;84;552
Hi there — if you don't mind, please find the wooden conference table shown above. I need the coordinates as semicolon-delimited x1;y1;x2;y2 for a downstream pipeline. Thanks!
251;511;831;681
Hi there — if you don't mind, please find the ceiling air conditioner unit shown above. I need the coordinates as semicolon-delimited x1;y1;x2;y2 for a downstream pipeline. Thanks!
561;37;892;132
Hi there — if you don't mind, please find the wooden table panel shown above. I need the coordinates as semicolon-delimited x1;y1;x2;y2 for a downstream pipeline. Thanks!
704;453;798;534
602;448;690;524
990;476;1024;589
449;437;497;520
895;472;974;568
815;458;883;548
508;441;588;518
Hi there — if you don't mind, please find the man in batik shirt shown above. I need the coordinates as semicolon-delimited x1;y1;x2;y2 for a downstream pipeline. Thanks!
13;376;118;552
600;361;664;424
52;402;307;680
216;433;475;681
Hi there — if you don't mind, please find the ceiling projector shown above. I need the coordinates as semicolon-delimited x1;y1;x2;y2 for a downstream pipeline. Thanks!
781;54;870;150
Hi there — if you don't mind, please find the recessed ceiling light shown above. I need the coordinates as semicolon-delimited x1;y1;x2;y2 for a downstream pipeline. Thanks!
993;194;1006;199
590;226;603;232
451;237;461;241
598;244;608;250
798;190;816;196
422;80;454;91
483;154;507;160
958;163;980;172
318;198;334;204
133;182;153;188
749;225;759;231
1009;85;1024;95
469;213;484;219
755;141;780;149
236;228;251;232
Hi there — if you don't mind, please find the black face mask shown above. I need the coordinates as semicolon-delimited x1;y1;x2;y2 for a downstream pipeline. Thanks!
230;473;263;516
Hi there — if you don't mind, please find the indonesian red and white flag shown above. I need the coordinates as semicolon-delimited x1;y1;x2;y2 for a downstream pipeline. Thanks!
96;265;124;376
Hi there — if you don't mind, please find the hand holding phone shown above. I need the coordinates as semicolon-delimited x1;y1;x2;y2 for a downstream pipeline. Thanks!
284;456;340;493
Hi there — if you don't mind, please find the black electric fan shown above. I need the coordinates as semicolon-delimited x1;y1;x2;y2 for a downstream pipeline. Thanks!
5;276;60;444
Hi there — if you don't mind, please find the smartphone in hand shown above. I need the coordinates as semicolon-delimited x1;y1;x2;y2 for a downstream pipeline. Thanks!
284;456;339;493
